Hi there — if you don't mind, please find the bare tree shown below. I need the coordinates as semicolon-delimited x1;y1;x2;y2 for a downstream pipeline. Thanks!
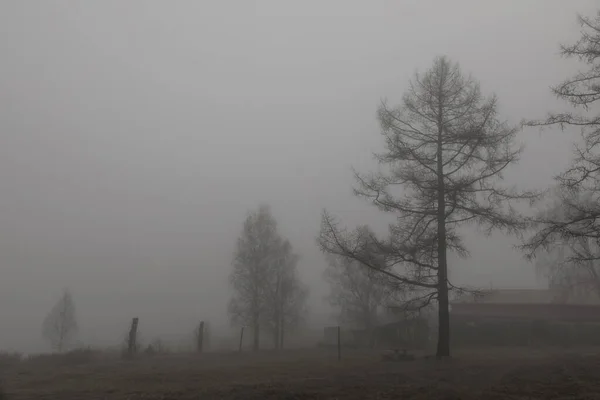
535;236;600;303
523;11;600;283
228;204;282;351
531;189;600;302
324;254;391;342
262;239;309;350
42;289;78;352
278;276;309;349
318;56;534;358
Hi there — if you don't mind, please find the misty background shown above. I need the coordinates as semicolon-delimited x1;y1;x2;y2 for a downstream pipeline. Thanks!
0;0;596;352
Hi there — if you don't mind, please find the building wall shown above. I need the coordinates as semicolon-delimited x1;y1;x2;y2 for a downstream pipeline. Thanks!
454;288;600;305
450;302;600;322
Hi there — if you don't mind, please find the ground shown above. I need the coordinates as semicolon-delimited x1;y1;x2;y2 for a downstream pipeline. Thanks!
3;347;600;399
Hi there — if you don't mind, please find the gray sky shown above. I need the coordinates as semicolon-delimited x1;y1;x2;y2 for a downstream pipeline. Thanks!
0;0;596;352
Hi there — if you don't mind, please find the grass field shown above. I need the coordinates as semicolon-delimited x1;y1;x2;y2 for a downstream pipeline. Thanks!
3;347;600;399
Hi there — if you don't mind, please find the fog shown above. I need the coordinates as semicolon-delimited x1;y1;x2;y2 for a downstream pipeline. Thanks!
0;0;596;352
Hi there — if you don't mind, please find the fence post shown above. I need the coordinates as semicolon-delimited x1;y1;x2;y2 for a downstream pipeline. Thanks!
128;317;139;358
239;326;245;352
337;325;341;361
197;321;205;353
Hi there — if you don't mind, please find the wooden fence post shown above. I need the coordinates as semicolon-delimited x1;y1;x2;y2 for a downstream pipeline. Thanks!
239;327;245;352
337;325;341;361
197;321;205;353
128;317;139;357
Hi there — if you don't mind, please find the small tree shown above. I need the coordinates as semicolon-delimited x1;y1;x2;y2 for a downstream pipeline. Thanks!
325;254;390;342
532;190;600;303
229;204;281;351
523;11;600;285
42;289;78;352
319;56;534;358
263;239;309;349
535;236;600;303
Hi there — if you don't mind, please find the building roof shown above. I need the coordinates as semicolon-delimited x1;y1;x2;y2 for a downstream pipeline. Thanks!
452;287;600;305
452;289;559;304
450;302;600;321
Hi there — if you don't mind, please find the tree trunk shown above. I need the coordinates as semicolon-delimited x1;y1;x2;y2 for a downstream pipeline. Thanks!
273;326;279;350
279;311;285;350
252;316;260;351
436;269;450;358
197;321;205;353
436;91;450;359
365;314;374;349
274;268;282;350
273;304;281;350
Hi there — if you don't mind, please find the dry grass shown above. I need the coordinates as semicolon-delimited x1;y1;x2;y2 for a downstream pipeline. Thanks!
2;347;600;399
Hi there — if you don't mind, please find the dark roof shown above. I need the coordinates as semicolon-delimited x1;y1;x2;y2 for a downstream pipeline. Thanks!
451;302;600;321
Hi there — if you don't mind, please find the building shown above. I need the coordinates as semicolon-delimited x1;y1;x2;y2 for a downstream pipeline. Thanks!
451;288;600;321
449;288;600;346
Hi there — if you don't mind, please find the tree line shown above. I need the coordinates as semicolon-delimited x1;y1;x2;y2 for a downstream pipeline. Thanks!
230;9;600;358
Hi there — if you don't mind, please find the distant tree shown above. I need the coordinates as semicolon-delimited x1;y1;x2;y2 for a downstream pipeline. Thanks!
228;204;281;351
324;254;391;341
278;276;309;348
535;235;600;303
319;56;534;358
523;11;600;291
263;239;309;349
42;289;78;352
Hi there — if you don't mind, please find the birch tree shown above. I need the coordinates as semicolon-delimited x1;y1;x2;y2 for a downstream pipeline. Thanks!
229;204;280;351
262;239;308;349
42;289;78;352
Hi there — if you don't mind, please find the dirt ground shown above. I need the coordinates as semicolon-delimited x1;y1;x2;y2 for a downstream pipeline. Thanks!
3;347;600;399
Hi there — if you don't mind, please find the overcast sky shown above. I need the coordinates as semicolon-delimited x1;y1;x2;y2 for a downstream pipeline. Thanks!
0;0;597;352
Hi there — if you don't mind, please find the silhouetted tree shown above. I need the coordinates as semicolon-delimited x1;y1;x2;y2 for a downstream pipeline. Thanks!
263;239;309;349
228;204;281;351
523;11;600;294
535;234;600;303
42;289;78;352
325;254;391;343
319;56;534;358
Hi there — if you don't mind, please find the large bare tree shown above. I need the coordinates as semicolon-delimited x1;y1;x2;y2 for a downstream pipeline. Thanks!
319;56;533;358
523;11;600;290
42;289;78;352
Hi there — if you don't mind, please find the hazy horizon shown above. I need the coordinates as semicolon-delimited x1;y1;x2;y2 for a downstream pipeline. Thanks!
0;0;596;353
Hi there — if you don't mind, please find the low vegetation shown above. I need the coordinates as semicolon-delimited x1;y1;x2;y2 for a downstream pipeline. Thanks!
0;347;599;399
